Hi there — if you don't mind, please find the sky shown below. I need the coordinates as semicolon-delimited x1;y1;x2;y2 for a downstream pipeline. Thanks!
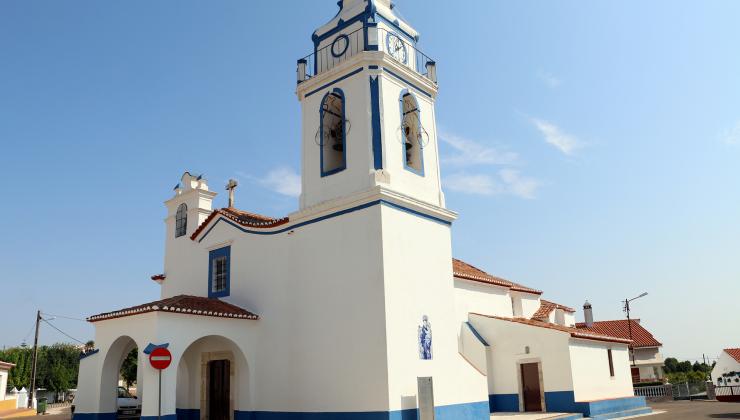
1;1;738;363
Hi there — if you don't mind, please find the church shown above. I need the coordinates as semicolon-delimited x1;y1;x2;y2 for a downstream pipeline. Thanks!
73;1;652;419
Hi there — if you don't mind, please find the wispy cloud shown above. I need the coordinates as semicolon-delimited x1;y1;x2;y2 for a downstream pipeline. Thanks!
721;120;740;145
444;170;540;199
439;131;518;166
241;166;301;197
531;118;582;155
537;70;562;88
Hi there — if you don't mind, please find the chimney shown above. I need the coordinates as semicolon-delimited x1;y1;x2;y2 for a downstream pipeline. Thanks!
584;301;594;327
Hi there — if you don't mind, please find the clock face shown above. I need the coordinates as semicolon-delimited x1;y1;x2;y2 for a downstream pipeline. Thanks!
386;33;408;64
331;34;349;58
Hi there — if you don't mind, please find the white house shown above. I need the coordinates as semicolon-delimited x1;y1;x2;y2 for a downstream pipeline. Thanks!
575;304;665;384
73;2;651;419
0;361;14;403
712;349;740;387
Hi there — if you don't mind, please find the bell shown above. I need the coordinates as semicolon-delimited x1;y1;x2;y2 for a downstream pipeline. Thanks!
330;128;344;152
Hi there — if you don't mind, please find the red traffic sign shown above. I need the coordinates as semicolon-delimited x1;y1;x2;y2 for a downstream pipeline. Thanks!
149;347;172;370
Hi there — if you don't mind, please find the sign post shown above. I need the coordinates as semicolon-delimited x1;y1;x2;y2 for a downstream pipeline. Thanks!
149;347;172;420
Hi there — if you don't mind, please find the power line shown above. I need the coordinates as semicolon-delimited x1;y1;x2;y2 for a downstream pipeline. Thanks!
41;312;87;322
41;318;86;345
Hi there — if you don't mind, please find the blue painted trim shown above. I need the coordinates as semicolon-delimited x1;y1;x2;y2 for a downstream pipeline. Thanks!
141;415;176;420
370;76;383;170
313;4;417;49
320;88;347;177
464;322;489;346
143;343;169;355
79;349;99;360
368;65;380;70
234;401;488;420
399;89;424;176
305;67;364;98
489;394;519;413
208;246;231;298
176;408;200;420
382;67;433;98
331;34;350;57
72;413;117;420
543;392;649;417
197;200;451;242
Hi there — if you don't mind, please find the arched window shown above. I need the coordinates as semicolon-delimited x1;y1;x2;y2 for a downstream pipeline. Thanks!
320;89;346;176
400;91;423;174
175;203;187;238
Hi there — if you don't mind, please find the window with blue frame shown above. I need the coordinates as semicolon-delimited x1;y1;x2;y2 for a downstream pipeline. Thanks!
320;89;346;176
208;246;230;298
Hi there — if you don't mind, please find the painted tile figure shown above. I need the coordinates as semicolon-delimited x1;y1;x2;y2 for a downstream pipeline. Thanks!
418;315;432;360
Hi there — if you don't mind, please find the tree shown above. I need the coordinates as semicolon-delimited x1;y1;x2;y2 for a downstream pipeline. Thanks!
664;357;679;374
120;348;138;391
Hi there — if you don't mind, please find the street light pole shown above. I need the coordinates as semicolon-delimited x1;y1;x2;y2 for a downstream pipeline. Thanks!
623;292;648;368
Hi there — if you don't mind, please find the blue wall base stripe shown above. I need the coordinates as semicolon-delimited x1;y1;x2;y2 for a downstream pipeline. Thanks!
72;413;117;420
544;391;649;417
176;408;200;420
488;393;519;413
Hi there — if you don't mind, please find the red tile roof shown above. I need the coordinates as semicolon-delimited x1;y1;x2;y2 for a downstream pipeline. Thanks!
724;348;740;363
0;360;15;370
190;207;289;240
471;313;632;345
453;259;542;295
575;320;662;348
87;295;259;322
532;299;576;321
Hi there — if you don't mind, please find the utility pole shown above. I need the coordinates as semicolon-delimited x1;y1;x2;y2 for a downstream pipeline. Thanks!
623;292;648;368
28;310;41;408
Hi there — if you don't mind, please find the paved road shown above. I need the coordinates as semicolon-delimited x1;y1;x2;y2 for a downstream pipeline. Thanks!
650;400;740;419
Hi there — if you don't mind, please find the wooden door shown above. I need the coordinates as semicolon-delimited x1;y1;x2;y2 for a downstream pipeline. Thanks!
520;363;542;412
208;360;231;420
631;367;640;383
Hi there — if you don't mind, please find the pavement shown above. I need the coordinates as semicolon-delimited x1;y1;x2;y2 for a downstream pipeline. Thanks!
649;400;740;419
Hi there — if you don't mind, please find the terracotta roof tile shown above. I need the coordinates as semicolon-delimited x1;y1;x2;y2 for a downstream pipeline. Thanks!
724;348;740;363
472;313;632;345
0;361;15;370
190;208;289;240
87;295;259;322
531;299;575;321
452;258;542;295
575;320;662;348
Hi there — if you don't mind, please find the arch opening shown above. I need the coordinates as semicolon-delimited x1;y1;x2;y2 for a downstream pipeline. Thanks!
320;89;347;176
401;91;423;174
99;336;143;419
176;335;250;420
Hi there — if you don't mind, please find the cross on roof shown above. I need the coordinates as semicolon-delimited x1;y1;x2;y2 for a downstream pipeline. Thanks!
226;179;238;208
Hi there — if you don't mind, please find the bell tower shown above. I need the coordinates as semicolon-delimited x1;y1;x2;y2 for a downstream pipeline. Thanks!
296;0;445;211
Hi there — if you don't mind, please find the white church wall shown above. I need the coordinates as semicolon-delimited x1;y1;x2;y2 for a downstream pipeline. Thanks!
453;278;513;324
194;203;392;413
569;340;633;402
379;205;489;411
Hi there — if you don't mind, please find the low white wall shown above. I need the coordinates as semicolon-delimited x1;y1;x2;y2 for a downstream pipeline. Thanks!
0;370;8;401
469;314;574;397
569;340;633;401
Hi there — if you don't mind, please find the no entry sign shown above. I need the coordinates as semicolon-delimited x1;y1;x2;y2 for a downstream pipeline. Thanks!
149;347;172;370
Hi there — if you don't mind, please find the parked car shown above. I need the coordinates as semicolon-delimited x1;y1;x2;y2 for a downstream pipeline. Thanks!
71;386;141;419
